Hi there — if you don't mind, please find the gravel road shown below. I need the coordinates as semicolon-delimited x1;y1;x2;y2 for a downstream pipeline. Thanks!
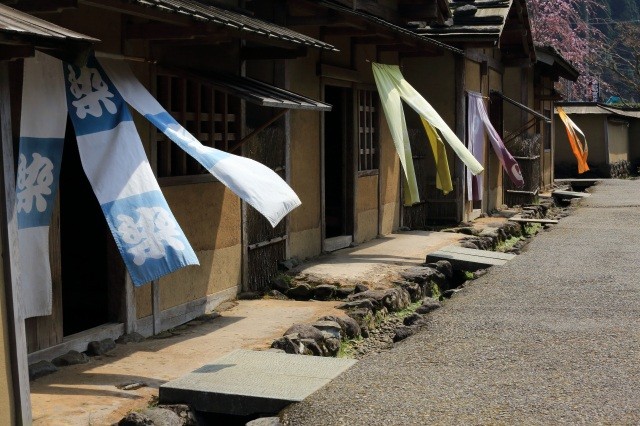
280;179;640;425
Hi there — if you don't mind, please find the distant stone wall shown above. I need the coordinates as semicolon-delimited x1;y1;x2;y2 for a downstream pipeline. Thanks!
609;160;631;179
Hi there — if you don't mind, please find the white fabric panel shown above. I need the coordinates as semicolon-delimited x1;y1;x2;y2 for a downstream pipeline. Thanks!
75;121;160;204
18;227;52;318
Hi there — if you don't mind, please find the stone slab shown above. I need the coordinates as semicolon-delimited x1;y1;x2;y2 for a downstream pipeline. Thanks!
426;245;516;269
552;190;591;199
324;235;353;252
159;349;357;416
508;217;559;224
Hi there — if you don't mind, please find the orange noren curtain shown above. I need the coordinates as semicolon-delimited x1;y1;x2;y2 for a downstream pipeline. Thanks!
557;106;589;174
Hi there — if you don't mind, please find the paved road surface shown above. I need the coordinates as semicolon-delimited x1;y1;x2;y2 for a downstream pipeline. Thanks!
281;179;640;425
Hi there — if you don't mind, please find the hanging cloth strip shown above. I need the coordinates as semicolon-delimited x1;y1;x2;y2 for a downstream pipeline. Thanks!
372;63;484;179
16;51;67;318
97;58;301;228
63;54;199;287
556;106;589;174
421;118;453;195
467;91;524;189
465;97;486;201
371;63;420;205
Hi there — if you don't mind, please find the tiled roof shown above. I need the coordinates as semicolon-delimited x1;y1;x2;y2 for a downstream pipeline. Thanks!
316;0;462;54
129;0;337;51
0;3;98;43
411;0;512;42
535;45;579;82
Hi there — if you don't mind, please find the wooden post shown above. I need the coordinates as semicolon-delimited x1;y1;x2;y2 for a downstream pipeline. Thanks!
152;280;160;335
124;274;137;334
455;53;466;223
0;61;32;425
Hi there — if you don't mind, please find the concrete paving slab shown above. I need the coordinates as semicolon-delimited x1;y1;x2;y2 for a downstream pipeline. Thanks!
159;349;357;416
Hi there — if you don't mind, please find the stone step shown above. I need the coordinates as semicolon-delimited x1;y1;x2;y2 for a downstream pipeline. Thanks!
508;217;559;224
552;190;591;199
159;349;357;416
426;245;516;270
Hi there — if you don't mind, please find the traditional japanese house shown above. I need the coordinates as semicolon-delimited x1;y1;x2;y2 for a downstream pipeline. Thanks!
0;4;97;423
248;0;464;248
411;0;538;218
555;102;640;178
4;0;339;368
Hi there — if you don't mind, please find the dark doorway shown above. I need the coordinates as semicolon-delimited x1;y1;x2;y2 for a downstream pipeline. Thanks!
323;86;354;242
60;119;110;336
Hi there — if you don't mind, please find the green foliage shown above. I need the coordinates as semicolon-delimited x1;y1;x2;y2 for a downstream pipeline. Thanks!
523;223;542;236
391;301;423;319
495;236;523;252
337;337;363;359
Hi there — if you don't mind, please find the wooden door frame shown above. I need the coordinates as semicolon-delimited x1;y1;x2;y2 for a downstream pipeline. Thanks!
320;79;356;252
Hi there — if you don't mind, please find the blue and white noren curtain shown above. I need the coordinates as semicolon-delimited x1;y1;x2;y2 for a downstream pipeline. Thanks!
17;52;67;318
97;58;301;227
18;51;303;318
63;55;199;288
18;52;199;318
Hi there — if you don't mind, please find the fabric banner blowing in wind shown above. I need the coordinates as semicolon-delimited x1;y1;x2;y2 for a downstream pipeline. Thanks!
556;106;589;174
63;55;199;287
97;58;301;228
372;63;483;205
467;91;524;198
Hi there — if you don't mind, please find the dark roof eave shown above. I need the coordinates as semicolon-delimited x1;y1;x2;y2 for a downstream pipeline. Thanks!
316;0;463;55
83;0;338;52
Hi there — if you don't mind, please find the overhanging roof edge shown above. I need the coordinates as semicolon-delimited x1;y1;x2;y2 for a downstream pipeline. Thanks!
161;65;332;112
316;0;463;55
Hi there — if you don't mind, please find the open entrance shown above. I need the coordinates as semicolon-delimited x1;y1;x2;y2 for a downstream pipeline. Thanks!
59;120;111;336
323;86;354;251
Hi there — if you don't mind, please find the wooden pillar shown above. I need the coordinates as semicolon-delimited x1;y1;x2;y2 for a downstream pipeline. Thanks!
0;61;32;425
455;53;466;222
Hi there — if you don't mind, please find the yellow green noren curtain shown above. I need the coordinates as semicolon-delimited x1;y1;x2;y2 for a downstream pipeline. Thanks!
422;118;453;195
372;63;483;204
372;63;420;205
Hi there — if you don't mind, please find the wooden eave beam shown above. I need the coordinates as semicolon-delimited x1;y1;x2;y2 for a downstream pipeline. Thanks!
128;20;312;51
352;35;397;45
126;22;216;40
320;27;379;37
286;14;350;27
241;46;308;60
0;44;35;61
397;47;445;58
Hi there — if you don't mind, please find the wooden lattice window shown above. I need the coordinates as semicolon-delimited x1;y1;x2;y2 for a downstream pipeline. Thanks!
154;72;240;178
357;89;379;172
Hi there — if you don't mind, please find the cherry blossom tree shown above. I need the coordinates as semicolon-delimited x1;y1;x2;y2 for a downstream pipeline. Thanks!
527;0;607;101
601;22;640;102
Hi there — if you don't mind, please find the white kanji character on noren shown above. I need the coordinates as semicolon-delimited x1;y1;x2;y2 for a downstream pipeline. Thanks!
117;207;185;266
67;65;117;119
17;152;54;214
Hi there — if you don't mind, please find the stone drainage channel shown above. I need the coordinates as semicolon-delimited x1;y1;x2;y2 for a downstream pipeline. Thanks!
117;196;580;425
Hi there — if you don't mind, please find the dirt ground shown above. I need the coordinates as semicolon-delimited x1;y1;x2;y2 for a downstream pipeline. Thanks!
28;230;464;425
30;299;344;426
